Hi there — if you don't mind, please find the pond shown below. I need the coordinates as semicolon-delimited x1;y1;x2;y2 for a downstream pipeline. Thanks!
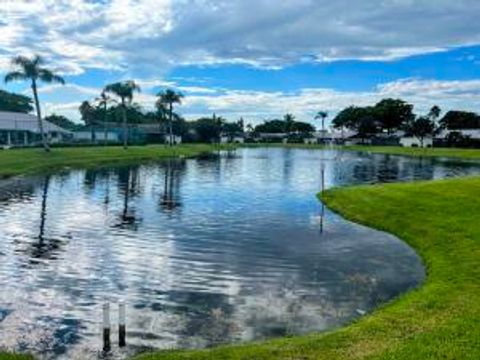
0;148;479;359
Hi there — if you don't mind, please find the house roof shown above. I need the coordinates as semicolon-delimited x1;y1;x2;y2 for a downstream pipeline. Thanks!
0;111;71;134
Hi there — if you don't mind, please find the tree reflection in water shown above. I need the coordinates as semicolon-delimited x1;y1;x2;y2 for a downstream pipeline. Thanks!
28;176;65;262
160;160;182;212
115;166;141;229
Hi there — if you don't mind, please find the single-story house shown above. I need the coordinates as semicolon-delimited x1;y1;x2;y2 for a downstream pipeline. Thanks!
164;135;182;145
0;111;71;147
73;130;120;143
220;134;245;144
255;133;288;143
400;136;433;148
306;130;358;145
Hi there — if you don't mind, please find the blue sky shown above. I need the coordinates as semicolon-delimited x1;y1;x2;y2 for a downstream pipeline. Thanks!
1;1;480;127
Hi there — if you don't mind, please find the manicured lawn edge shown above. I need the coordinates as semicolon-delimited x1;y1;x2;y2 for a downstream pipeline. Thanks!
0;144;232;179
131;176;480;359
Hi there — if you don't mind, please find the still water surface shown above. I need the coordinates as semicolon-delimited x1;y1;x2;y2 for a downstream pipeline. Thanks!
0;148;478;359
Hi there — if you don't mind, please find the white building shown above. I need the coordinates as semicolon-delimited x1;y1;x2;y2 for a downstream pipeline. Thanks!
164;135;182;145
400;136;433;148
0;111;71;147
73;130;119;143
220;135;245;144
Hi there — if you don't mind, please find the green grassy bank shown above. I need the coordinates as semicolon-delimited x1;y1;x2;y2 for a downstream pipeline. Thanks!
132;176;480;359
0;144;231;179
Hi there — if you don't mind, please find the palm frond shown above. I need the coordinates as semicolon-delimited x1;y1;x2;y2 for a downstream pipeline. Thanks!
4;71;28;83
38;69;65;84
11;55;32;67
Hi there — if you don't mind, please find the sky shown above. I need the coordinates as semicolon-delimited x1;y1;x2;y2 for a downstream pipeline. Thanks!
1;0;480;127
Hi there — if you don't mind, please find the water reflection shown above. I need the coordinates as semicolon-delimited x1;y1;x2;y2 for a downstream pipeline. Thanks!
160;160;183;212
0;148;478;359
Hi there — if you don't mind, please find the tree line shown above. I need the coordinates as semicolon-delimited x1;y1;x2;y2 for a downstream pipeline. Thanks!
2;55;480;150
332;98;480;146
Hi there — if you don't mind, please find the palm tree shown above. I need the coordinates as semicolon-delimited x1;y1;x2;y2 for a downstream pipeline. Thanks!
95;91;116;145
283;113;295;133
104;81;140;149
157;89;184;146
79;100;96;143
155;99;168;138
4;55;65;152
315;111;328;133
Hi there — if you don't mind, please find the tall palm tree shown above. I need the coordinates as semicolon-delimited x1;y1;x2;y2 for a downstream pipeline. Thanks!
4;55;65;152
95;91;116;145
157;89;184;146
104;81;140;149
155;99;168;139
315;111;328;133
79;100;96;143
283;113;295;133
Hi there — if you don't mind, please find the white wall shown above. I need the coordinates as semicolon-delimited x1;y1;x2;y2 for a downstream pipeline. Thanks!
74;131;119;142
400;137;433;148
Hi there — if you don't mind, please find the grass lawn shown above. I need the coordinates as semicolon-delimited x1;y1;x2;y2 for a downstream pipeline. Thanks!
131;176;480;359
0;144;230;179
0;355;33;360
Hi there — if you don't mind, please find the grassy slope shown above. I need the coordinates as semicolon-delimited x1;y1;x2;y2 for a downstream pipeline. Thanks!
0;144;229;179
133;177;480;359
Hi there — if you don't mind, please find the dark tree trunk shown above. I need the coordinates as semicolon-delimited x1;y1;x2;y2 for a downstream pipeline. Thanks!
169;103;173;146
104;103;108;145
32;80;50;152
122;99;128;150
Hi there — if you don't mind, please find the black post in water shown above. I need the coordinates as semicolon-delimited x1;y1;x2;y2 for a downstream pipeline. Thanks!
103;302;111;352
119;301;126;347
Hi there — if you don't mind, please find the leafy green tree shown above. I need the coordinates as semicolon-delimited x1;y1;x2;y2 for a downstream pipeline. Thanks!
223;121;244;139
332;105;379;141
44;114;79;131
356;116;378;143
104;81;141;149
428;105;441;121
290;121;315;133
374;98;414;134
0;89;33;113
157;89;184;145
332;106;361;130
315;111;328;132
4;55;65;151
254;119;287;133
406;116;436;148
440;111;480;130
194;117;222;143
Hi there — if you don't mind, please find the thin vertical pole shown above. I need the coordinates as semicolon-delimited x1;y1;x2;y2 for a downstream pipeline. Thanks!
103;302;111;352
119;301;126;347
320;165;325;234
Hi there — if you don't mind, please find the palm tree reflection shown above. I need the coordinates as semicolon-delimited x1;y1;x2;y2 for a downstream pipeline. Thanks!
160;160;182;212
28;176;65;262
115;167;140;229
319;165;326;234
